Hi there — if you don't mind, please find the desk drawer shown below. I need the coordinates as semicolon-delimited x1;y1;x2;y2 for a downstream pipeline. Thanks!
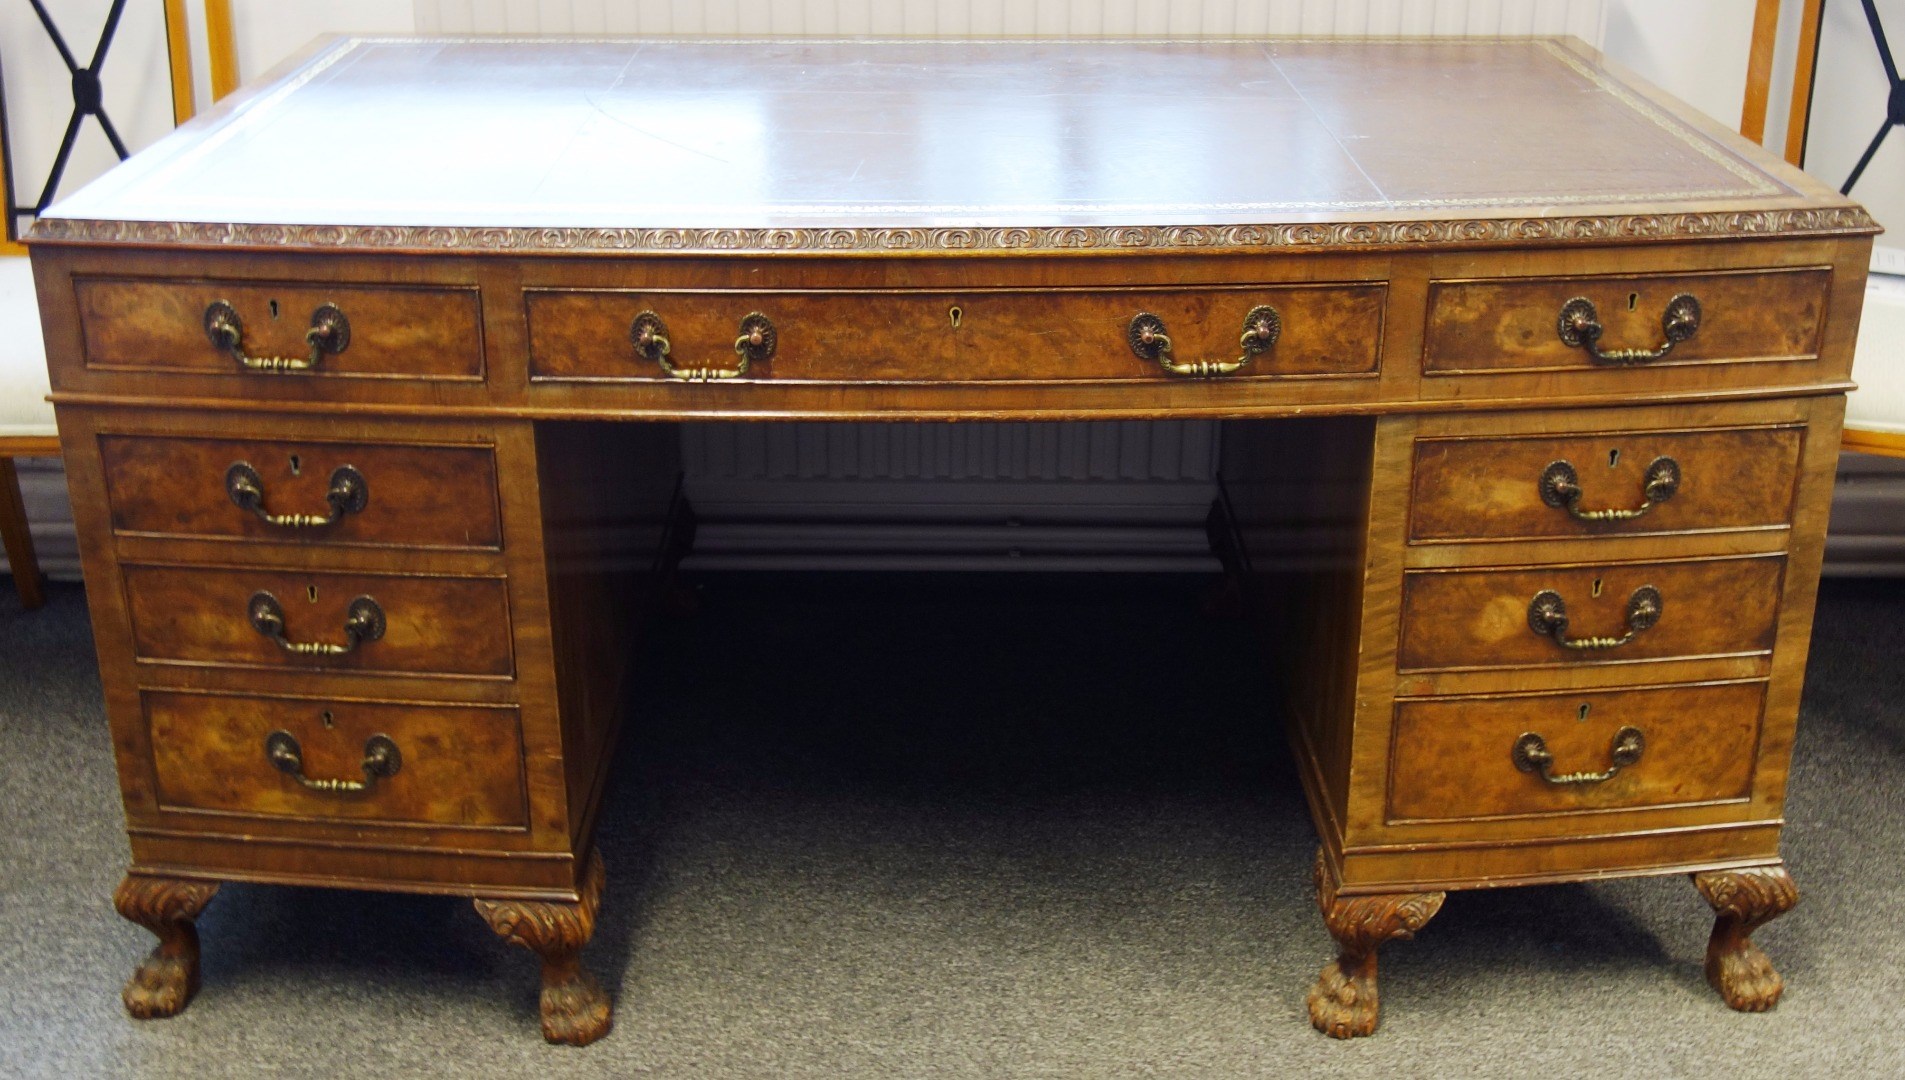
526;284;1385;383
1387;682;1765;824
74;277;484;381
145;690;527;829
1397;555;1784;673
1409;424;1803;542
122;564;514;679
101;434;502;551
1422;267;1828;375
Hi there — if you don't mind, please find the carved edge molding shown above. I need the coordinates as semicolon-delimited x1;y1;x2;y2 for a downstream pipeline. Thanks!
29;207;1880;255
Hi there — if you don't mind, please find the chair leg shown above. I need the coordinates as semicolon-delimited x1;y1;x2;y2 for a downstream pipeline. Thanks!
0;457;46;610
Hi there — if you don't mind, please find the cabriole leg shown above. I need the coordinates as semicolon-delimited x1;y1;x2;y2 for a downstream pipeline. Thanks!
474;850;613;1046
1692;863;1798;1012
1307;849;1445;1039
113;873;220;1019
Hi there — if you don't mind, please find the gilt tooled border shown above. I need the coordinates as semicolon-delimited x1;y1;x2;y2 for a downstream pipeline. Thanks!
29;208;1880;254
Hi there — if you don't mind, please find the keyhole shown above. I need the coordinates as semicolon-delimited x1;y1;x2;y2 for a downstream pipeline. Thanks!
320;709;335;730
289;454;302;476
1607;448;1620;469
269;299;280;318
1577;702;1592;722
1591;578;1604;598
948;305;963;329
1627;292;1639;311
306;585;319;604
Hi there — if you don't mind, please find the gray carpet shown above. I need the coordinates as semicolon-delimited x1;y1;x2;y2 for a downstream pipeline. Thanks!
2;573;1902;1079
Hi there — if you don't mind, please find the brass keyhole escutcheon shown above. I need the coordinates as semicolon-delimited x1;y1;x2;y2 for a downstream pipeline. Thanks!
949;305;963;329
1577;702;1592;722
1627;292;1639;311
321;709;335;729
1607;449;1620;469
269;299;280;318
307;585;320;604
1592;578;1604;598
289;454;302;476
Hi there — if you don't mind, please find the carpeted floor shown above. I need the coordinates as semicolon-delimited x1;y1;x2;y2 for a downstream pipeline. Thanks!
2;572;1902;1078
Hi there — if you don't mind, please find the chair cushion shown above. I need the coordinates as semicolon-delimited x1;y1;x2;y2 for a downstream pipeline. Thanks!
1849;275;1905;437
0;256;55;439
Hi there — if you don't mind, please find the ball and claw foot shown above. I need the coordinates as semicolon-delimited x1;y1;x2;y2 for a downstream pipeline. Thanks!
113;874;220;1019
1306;848;1445;1039
1693;865;1798;1012
475;851;614;1046
1308;955;1381;1039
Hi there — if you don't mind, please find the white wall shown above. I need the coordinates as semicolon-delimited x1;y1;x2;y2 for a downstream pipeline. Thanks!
1600;0;1755;133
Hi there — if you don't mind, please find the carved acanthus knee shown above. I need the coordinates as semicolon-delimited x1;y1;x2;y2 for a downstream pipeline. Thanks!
113;874;220;1020
475;850;613;1046
1307;849;1444;1039
1693;864;1798;1012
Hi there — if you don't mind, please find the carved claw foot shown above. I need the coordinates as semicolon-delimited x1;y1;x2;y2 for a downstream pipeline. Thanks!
1307;848;1444;1039
113;874;220;1019
475;850;613;1046
1693;864;1798;1012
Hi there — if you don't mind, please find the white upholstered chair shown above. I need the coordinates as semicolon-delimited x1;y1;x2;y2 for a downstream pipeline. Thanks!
1846;277;1905;458
0;256;55;609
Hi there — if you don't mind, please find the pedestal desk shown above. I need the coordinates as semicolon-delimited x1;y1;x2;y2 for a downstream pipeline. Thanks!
28;37;1875;1044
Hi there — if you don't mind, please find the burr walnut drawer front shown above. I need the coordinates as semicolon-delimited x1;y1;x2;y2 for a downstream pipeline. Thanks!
72;277;484;380
99;434;502;550
1409;424;1804;542
144;690;527;829
121;564;514;679
524;284;1386;383
1386;681;1766;824
1396;554;1785;674
1422;267;1830;375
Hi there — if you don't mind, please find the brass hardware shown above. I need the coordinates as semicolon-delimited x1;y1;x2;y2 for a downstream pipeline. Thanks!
949;305;963;328
1513;726;1645;785
247;591;386;656
1539;456;1680;521
265;730;401;793
1527;585;1662;650
204;300;350;372
1556;292;1701;365
225;462;368;527
631;309;773;380
1127;305;1281;377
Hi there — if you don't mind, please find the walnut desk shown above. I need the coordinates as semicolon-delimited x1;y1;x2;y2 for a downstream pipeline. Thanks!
28;37;1875;1045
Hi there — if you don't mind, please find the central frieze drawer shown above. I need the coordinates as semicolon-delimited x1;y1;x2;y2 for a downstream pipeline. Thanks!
145;690;528;829
100;434;503;550
122;564;514;678
1397;554;1785;673
73;277;485;381
525;284;1386;383
1387;681;1766;824
1422;267;1829;374
1409;424;1804;542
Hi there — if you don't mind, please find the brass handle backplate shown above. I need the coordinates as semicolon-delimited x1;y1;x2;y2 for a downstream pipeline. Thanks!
248;591;386;656
1513;726;1645;785
631;309;775;381
1527;585;1662;651
1556;293;1701;365
1127;305;1281;377
1539;456;1680;522
265;730;402;793
225;462;368;527
204;300;350;372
